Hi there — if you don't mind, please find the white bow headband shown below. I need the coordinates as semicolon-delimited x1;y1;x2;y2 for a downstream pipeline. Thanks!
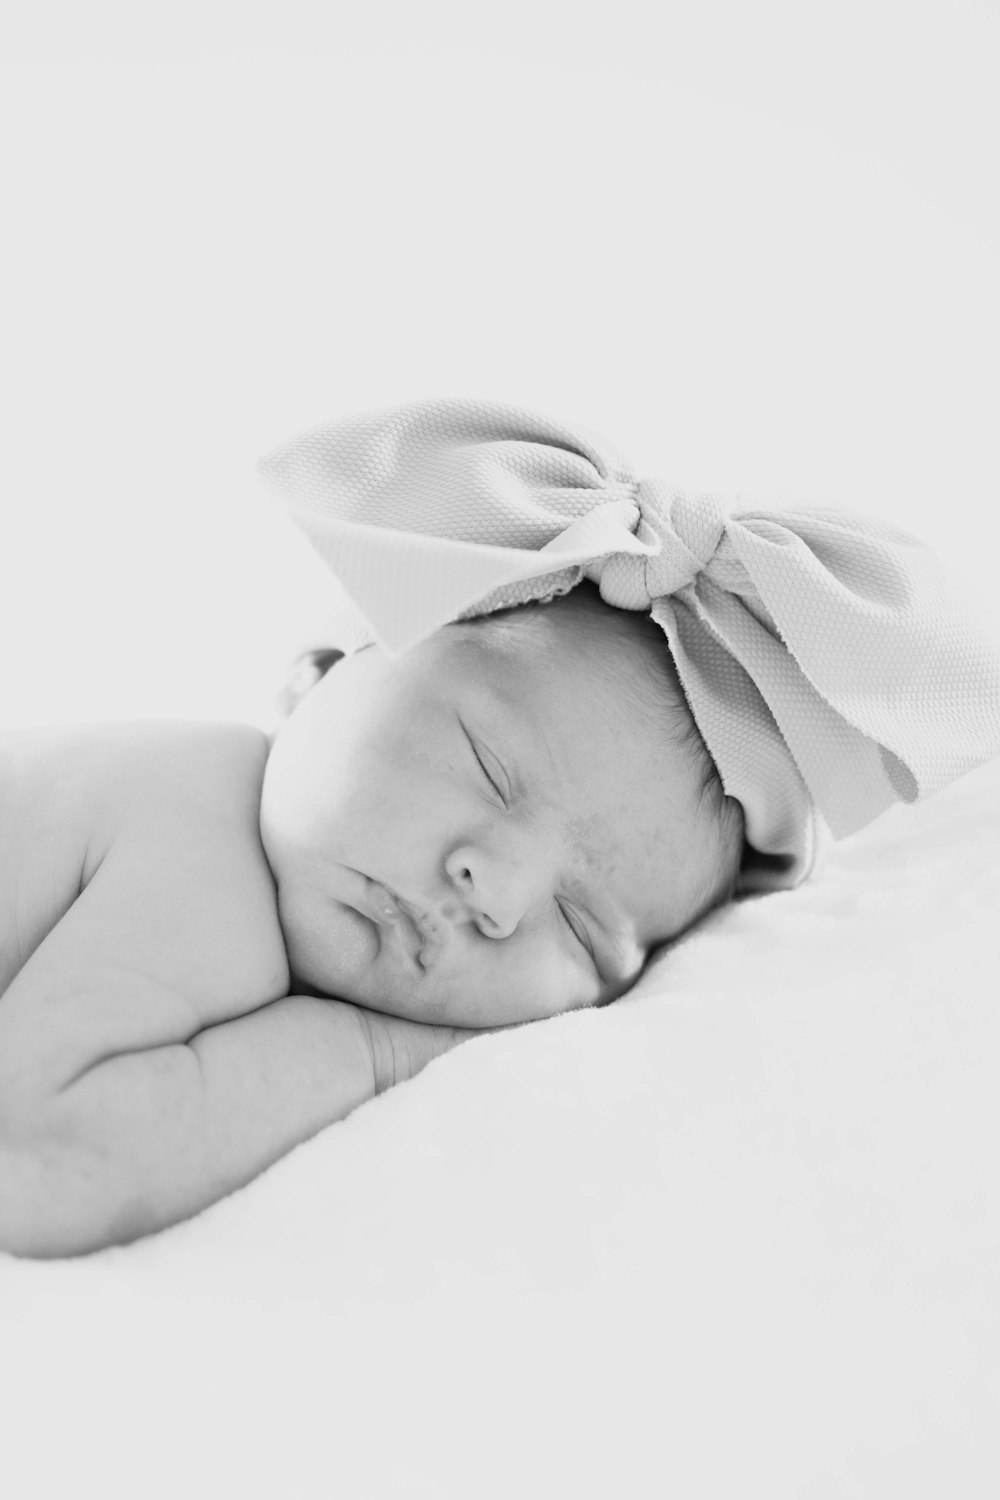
256;396;1000;895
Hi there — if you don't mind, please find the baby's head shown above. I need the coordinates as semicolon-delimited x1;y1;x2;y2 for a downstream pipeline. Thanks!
259;581;745;1027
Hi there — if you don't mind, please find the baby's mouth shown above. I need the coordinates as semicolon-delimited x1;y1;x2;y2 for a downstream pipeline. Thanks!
393;894;450;972
352;873;447;972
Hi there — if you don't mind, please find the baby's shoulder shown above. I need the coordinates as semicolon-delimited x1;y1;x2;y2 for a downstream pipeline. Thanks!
2;719;268;862
0;721;275;996
81;720;270;856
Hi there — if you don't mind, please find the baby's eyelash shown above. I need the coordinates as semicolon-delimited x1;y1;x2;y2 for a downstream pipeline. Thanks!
558;900;592;958
474;748;501;795
464;727;506;805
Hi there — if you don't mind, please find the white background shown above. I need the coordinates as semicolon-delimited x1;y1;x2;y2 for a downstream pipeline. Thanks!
2;10;1000;1496
1;0;998;732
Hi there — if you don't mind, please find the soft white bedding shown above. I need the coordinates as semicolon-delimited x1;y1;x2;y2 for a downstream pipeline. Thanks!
3;754;999;1498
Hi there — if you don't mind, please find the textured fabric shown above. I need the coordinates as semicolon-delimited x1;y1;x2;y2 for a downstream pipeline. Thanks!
256;396;1000;894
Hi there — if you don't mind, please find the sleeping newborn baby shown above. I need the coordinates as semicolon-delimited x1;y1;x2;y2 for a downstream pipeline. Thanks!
0;583;737;1259
4;393;997;1259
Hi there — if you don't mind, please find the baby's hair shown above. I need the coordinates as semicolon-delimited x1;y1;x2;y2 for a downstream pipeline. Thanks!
274;582;745;958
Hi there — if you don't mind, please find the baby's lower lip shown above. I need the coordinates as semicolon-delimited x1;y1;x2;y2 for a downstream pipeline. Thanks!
359;877;405;925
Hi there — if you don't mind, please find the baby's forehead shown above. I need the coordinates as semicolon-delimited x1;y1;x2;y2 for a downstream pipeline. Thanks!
444;612;670;751
451;620;686;784
457;595;646;666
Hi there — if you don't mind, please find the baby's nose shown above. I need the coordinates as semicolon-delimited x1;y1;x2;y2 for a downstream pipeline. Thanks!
444;845;536;940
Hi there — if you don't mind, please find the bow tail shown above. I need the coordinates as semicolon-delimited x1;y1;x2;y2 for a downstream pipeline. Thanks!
656;584;898;862
729;517;1000;803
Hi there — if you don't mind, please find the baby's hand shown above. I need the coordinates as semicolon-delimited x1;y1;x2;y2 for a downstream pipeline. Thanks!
351;1005;487;1094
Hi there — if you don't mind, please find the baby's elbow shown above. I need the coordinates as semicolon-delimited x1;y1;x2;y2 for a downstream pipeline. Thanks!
0;1141;67;1258
0;1124;151;1260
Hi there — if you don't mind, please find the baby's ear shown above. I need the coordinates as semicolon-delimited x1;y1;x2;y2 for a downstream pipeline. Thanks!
302;647;345;677
274;647;345;719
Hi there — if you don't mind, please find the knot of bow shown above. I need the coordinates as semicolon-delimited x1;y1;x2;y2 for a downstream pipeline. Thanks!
588;478;729;608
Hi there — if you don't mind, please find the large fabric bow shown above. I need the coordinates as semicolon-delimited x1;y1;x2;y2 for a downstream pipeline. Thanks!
256;397;1000;894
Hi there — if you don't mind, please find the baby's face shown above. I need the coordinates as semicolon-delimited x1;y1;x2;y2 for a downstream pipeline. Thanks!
259;600;712;1027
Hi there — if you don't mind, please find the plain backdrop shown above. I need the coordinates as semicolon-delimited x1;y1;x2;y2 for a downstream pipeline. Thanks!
1;0;998;736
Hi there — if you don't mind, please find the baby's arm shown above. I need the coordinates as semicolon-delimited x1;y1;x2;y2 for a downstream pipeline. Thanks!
1;991;462;1259
0;726;466;1258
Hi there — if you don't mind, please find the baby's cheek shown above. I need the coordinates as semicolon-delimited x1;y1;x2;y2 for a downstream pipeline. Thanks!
282;893;379;996
453;940;592;1026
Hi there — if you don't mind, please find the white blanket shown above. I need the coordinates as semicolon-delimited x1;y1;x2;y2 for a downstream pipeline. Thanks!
3;754;1000;1498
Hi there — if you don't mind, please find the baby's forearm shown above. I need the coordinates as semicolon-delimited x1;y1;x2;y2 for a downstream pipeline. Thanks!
1;996;377;1258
